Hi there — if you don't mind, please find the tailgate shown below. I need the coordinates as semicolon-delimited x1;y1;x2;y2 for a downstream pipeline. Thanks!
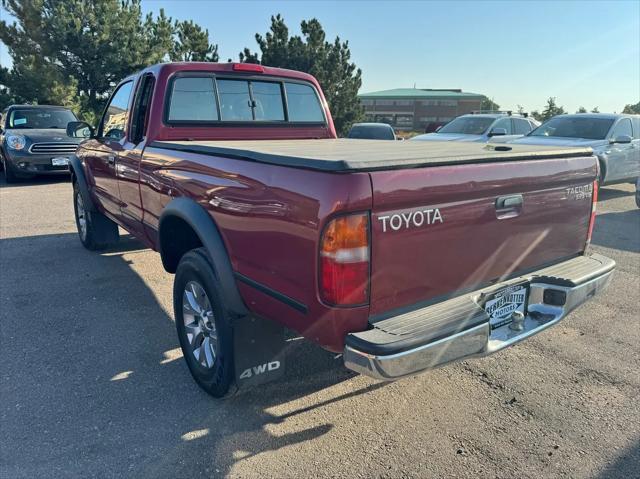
369;155;597;317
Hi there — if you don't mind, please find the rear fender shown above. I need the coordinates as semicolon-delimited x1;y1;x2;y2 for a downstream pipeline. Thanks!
160;197;287;389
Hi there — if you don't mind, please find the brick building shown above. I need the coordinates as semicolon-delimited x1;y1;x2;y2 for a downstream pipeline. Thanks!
358;88;485;132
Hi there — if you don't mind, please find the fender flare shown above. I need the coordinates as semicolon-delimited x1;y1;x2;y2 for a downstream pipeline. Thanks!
159;197;248;318
68;155;95;211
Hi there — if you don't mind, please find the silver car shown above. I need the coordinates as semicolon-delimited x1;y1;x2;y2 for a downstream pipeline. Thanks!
510;114;640;185
411;112;539;143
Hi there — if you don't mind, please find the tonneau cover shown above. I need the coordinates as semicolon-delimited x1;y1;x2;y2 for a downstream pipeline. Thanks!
150;139;593;172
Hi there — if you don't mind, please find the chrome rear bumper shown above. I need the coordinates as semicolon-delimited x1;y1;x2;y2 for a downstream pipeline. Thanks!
344;253;615;380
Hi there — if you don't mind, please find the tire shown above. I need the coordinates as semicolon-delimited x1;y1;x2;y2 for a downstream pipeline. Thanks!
174;247;236;398
3;159;23;183
73;182;119;250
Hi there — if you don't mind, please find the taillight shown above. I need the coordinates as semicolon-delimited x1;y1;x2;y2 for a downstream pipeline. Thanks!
586;179;598;246
320;213;370;306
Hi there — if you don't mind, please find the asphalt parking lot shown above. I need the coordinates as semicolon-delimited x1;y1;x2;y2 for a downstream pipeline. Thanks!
0;175;638;479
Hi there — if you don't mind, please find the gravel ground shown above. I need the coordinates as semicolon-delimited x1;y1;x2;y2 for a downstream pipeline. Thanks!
0;175;638;479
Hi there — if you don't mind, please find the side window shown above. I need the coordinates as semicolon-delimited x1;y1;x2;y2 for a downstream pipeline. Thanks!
100;81;133;140
130;74;156;143
513;118;532;135
610;118;633;139
492;117;513;135
169;77;219;122
285;82;324;122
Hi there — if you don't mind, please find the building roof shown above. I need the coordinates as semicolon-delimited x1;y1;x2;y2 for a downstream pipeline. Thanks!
358;88;484;100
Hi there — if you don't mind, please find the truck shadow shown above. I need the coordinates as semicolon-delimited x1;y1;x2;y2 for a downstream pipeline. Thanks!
591;210;640;253
0;232;386;478
597;439;640;478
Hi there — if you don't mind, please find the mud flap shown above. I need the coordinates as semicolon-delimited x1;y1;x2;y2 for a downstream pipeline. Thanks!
233;315;286;389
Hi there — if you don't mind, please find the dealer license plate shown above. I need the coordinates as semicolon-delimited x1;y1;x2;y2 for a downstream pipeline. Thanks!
483;283;529;330
51;157;69;166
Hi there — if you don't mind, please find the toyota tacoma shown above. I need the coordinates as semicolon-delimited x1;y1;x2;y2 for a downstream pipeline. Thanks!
67;62;615;397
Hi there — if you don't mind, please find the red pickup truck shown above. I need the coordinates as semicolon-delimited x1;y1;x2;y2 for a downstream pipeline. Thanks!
67;62;615;397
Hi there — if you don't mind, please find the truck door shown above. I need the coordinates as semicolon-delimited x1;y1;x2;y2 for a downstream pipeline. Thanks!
85;80;134;218
116;73;156;239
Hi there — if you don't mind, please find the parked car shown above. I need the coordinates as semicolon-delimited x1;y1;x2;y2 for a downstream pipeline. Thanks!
68;62;614;398
411;112;539;143
0;105;84;182
347;122;396;140
510;114;640;185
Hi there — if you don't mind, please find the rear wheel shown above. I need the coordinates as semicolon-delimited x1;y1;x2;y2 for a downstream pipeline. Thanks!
174;248;236;398
73;182;119;250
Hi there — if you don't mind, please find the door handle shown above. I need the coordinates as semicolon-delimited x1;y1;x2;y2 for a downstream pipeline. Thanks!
107;155;115;165
495;194;523;210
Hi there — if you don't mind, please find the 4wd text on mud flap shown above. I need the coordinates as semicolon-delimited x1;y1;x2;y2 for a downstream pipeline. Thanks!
239;361;281;380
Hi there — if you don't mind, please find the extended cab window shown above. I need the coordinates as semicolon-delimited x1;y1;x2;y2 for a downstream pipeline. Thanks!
130;74;156;143
100;81;133;140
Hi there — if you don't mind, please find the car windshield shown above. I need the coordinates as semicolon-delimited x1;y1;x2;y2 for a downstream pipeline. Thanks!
437;117;495;135
529;117;615;140
7;109;77;129
348;125;395;140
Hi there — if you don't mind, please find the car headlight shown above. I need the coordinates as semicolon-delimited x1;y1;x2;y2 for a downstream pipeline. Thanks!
6;135;26;151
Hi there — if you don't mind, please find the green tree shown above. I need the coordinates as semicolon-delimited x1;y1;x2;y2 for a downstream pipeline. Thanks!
171;20;219;62
239;15;363;135
480;97;500;112
576;106;587;113
622;101;640;114
531;110;543;122
0;0;218;122
540;97;566;121
591;106;599;113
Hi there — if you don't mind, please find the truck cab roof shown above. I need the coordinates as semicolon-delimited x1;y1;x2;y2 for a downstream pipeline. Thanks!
115;62;337;142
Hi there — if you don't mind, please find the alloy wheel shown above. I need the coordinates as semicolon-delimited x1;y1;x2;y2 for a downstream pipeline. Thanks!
182;280;218;369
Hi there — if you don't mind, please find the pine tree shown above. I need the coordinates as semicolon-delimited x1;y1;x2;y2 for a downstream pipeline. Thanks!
240;15;363;136
0;0;218;122
540;97;566;121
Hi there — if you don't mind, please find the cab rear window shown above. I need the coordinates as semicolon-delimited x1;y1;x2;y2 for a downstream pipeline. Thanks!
166;74;324;124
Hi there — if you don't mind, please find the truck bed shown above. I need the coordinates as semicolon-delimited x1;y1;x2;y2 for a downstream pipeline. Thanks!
150;139;593;172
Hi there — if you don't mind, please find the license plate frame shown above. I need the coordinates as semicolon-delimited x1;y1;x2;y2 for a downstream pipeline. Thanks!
482;281;530;330
51;157;70;166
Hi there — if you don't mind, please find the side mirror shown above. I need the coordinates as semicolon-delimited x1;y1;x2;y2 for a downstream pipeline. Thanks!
67;121;94;139
488;128;507;137
396;137;404;141
610;134;632;144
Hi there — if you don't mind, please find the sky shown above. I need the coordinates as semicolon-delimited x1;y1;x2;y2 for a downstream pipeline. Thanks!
1;0;639;113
